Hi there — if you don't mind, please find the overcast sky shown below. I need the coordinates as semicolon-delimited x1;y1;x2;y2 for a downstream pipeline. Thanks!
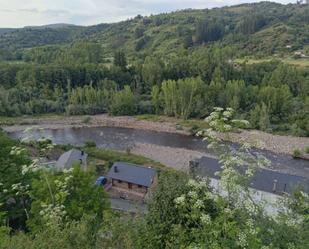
0;0;293;28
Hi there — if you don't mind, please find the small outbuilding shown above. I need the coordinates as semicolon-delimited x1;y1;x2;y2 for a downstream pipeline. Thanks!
107;162;158;200
55;149;88;170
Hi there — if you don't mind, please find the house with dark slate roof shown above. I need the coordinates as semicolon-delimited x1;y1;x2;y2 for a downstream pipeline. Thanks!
191;156;309;195
107;162;158;200
55;149;88;170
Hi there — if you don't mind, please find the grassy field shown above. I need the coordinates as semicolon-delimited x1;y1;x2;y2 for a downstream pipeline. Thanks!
235;57;309;68
85;147;167;171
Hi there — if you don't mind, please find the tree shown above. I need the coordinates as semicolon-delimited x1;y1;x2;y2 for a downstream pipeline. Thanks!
268;64;305;96
195;19;224;44
161;80;178;116
151;85;161;114
134;26;145;39
28;166;109;233
238;14;267;35
177;77;202;119
0;132;31;230
142;57;164;92
113;51;127;69
259;102;270;131
109;85;137;115
141;171;189;248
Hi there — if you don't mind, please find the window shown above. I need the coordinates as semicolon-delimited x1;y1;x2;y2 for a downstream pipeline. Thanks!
138;185;142;188
118;180;122;183
128;183;132;189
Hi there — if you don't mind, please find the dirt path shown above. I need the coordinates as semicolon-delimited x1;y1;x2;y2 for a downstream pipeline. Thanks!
1;114;308;156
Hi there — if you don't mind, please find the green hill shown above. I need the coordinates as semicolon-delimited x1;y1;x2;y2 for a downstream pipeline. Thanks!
0;2;308;136
0;2;308;59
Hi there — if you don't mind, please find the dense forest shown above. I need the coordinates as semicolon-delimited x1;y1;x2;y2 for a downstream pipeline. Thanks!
0;2;308;136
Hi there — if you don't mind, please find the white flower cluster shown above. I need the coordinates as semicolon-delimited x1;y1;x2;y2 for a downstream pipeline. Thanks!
245;219;258;236
200;213;211;225
53;173;73;202
243;199;257;215
261;246;271;249
10;146;26;156
174;195;186;206
38;171;74;228
285;216;299;228
286;242;296;249
175;178;215;227
22;159;41;175
245;167;255;178
63;168;74;174
40;203;67;227
11;182;30;196
187;178;209;191
299;190;309;199
231;119;250;127
194;199;204;209
237;232;248;248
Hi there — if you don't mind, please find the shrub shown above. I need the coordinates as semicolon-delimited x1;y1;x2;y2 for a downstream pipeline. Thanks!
306;146;309;154
84;140;96;148
109;86;137;116
137;100;153;114
292;149;302;158
82;116;91;124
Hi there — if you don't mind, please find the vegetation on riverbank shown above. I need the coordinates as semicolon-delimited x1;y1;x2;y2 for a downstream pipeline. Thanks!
85;147;167;171
135;114;210;133
0;2;308;136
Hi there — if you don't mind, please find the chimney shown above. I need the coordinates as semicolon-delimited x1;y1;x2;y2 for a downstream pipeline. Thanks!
114;166;118;173
272;179;278;192
189;160;199;177
283;183;287;193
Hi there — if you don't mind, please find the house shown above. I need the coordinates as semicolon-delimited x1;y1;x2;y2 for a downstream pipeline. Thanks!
55;149;88;170
190;156;309;195
107;162;158;200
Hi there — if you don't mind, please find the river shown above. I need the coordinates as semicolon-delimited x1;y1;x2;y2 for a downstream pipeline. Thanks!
8;126;309;178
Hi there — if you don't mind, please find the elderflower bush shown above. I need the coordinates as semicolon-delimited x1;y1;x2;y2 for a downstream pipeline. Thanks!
39;203;67;228
10;146;27;156
137;108;308;248
37;169;75;228
199;108;270;206
174;177;216;228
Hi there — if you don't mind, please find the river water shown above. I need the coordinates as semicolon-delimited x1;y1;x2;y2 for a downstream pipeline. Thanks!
8;126;309;179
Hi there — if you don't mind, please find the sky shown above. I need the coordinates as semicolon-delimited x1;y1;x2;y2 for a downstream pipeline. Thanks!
0;0;294;28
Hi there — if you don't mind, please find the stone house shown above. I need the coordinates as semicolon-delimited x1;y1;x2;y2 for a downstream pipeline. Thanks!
107;162;158;200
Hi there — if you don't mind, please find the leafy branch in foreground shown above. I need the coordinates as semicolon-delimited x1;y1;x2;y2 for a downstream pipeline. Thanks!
198;107;270;201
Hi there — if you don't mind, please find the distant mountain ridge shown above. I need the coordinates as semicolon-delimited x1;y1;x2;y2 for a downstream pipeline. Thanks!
0;2;308;57
0;28;16;35
23;23;82;29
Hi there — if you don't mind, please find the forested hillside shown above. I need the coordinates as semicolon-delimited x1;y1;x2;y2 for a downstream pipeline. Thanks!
1;2;309;58
0;2;308;136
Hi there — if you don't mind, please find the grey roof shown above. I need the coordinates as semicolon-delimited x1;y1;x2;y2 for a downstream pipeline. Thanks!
195;156;309;195
107;162;157;187
55;149;87;170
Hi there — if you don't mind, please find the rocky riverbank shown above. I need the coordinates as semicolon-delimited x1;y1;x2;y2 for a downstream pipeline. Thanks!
131;143;309;178
131;142;214;172
1;114;308;156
